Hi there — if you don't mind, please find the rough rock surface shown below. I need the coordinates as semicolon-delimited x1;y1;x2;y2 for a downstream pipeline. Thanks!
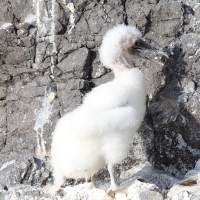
0;0;200;199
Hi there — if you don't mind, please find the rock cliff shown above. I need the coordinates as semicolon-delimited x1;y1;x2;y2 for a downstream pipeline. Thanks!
0;0;200;199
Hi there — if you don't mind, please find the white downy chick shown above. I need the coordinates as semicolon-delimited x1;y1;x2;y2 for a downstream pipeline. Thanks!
51;24;168;194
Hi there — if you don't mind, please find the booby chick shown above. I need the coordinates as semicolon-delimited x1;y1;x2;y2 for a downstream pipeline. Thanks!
51;24;168;194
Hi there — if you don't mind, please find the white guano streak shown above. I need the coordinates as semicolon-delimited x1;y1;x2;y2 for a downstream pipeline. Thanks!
34;93;53;157
33;0;56;157
33;0;42;28
0;22;12;29
51;0;57;53
50;0;57;73
0;160;16;171
66;2;75;34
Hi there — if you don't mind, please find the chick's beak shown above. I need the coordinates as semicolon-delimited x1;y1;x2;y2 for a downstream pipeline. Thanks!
128;39;169;66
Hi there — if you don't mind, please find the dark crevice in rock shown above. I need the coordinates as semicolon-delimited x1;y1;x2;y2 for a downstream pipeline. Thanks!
144;11;152;36
181;2;195;34
20;162;33;184
3;185;8;191
122;0;128;25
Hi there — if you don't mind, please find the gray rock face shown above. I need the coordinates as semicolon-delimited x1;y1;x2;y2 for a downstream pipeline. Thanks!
0;0;200;199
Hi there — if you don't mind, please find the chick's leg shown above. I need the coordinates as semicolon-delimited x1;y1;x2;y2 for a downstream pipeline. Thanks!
107;164;118;192
107;164;144;196
51;171;65;194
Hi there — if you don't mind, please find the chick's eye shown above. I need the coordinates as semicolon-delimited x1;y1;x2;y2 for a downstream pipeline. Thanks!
135;41;140;46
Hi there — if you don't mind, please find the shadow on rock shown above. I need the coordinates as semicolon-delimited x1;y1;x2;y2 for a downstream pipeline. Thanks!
145;43;200;179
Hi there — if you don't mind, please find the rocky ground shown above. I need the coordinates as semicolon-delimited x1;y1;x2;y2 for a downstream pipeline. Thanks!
0;0;200;199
